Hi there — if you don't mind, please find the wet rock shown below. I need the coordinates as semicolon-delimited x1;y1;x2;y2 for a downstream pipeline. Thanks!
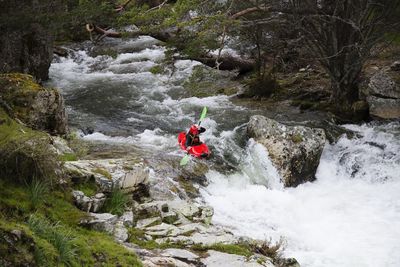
368;71;400;99
201;250;264;267
367;95;400;119
247;115;326;187
367;70;400;119
391;61;400;71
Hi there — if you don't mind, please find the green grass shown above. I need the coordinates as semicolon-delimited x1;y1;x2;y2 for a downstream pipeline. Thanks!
0;178;142;266
102;188;130;216
92;167;112;179
59;153;78;162
28;214;76;266
191;243;253;257
74;178;98;197
25;177;49;209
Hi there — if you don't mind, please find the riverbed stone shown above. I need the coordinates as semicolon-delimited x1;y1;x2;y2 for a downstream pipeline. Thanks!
247;115;326;187
367;95;400;119
368;71;400;99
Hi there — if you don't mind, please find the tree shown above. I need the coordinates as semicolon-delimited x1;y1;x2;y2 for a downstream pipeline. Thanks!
287;0;400;119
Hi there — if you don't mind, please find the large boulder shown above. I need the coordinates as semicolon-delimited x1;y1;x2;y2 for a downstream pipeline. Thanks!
367;70;400;119
64;158;149;193
247;115;326;187
0;74;67;134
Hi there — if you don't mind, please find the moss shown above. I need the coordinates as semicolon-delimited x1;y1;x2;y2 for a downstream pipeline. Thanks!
74;178;98;197
92;167;112;179
0;179;142;266
191;243;253;257
149;65;164;74
291;133;303;143
128;228;186;250
59;153;78;162
0;108;59;183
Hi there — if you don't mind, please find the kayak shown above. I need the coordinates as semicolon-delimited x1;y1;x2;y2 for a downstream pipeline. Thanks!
178;132;210;158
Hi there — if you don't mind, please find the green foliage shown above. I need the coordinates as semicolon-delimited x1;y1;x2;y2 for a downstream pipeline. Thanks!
191;243;253;257
92;167;112;179
102;188;130;216
59;153;78;162
26;177;49;209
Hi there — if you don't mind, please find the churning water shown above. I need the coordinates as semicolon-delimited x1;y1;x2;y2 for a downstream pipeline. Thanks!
49;37;400;267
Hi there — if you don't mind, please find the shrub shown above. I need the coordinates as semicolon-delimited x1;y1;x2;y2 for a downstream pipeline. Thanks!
245;74;280;97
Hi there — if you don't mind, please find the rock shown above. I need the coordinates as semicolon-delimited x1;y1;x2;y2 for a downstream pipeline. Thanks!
0;23;52;81
51;136;74;155
168;200;201;219
247;115;326;187
72;190;106;213
160;248;200;263
142;256;192;267
161;211;179;224
136;217;162;229
367;95;400;119
136;202;163;218
0;74;68;135
82;213;118;234
64;158;149;193
391;61;400;71
113;221;129;243
72;190;93;212
120;211;134;227
201;250;264;267
10;230;22;240
91;193;106;213
368;71;400;99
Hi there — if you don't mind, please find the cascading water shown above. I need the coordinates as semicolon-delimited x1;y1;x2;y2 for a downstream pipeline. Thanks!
48;37;400;267
202;122;400;267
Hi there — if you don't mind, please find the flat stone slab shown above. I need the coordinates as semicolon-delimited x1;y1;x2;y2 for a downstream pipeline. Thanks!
160;248;199;262
201;250;264;267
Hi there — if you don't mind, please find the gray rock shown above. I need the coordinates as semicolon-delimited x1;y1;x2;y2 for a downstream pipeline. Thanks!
201;250;264;267
368;71;400;99
64;158;149;193
367;95;400;119
91;193;106;213
72;190;93;212
10;230;22;240
51;136;73;155
142;256;192;267
391;61;400;71
82;213;118;234
160;248;199;262
161;211;179;224
113;221;129;243
247;115;326;187
136;217;162;229
120;211;134;227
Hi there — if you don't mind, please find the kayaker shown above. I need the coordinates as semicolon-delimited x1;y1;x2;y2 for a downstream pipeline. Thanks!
185;124;206;150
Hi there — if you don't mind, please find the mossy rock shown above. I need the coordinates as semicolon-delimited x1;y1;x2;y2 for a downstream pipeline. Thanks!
0;108;59;183
183;65;240;97
0;73;67;135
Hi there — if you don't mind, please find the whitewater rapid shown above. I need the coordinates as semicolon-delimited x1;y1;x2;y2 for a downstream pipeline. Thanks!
48;37;400;267
202;122;400;267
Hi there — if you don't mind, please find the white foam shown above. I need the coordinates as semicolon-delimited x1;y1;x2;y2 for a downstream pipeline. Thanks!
202;123;400;267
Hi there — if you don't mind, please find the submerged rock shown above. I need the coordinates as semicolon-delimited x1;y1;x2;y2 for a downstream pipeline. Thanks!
247;115;326;187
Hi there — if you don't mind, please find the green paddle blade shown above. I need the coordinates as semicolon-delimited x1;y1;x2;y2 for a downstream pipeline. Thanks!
180;154;190;166
198;106;207;123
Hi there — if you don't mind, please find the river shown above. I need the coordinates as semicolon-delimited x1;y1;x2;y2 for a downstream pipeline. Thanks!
48;36;400;267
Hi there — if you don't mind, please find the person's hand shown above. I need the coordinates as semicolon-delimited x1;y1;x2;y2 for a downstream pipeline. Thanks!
186;146;192;152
